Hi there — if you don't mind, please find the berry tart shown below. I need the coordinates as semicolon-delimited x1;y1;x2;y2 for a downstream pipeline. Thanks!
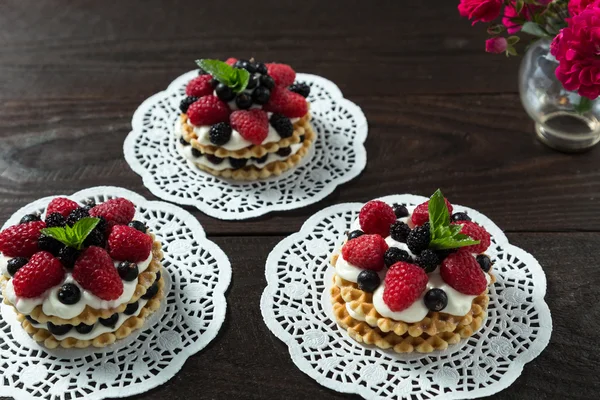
330;190;495;353
0;197;165;348
176;58;315;180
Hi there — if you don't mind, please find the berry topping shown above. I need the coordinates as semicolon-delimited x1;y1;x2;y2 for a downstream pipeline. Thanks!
230;158;248;170
230;109;269;145
476;254;492;272
411;198;453;227
264;86;308;118
392;204;409;218
341;234;388;271
108;225;153;263
209;122;233;146
357;270;381;293
451;212;471;222
454;221;491;254
384;247;412;267
45;212;66;228
383;262;428;312
187;95;230;126
225;57;237;66
75;323;94;334
128;220;147;233
235;93;253;110
6;257;28;276
89;198;135;228
206;154;224;164
424;289;448;311
99;314;119;328
389;221;411;243
12;251;65;298
266;63;296;86
142;281;159;299
66;207;90;226
276;147;292;157
440;251;488;295
0;221;46;258
117;261;139;281
47;322;72;336
179;96;199;113
252;86;271;105
185;75;213;98
416;249;440;273
215;83;235;102
358;200;396;237
73;246;123;301
47;198;80;218
38;235;65;256
407;223;431;254
270;113;293;138
124;301;139;315
347;230;364;240
20;214;41;224
58;283;81;305
259;74;275;89
58;246;80;269
288;82;310;98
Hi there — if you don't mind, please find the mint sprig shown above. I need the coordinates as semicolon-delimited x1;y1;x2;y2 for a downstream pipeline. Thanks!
195;59;250;93
40;217;100;251
427;189;480;250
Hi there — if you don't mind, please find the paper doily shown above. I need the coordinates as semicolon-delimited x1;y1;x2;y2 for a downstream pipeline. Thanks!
261;194;552;400
0;186;231;400
124;71;367;220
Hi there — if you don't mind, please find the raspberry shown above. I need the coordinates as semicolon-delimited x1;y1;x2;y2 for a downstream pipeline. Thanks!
411;198;454;226
47;197;80;218
0;221;46;258
440;251;487;295
89;198;135;228
108;225;152;263
383;262;428;312
455;221;491;254
12;251;65;298
264;86;308;118
266;63;296;86
359;200;396;237
185;75;213;98
230;109;269;145
187;95;230;126
341;234;388;271
225;57;238;66
73;246;123;301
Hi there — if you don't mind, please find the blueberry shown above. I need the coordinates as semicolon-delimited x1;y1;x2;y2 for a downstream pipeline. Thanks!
58;247;80;269
19;214;41;224
124;301;139;316
476;254;492;272
384;247;412;267
142;282;159;300
392;204;409;218
7;257;28;276
206;154;224;164
99;314;119;328
58;283;81;305
47;322;72;336
155;271;161;282
229;158;248;170
209;122;233;146
234;59;256;73
117;261;139;282
191;148;202;158
276;147;292;157
179;96;198;113
347;230;364;240
210;78;219;88
288;82;310;98
253;155;268;164
451;212;471;222
128;220;147;233
45;212;66;228
260;75;275;89
246;74;260;90
26;315;38;324
389;221;410;243
179;137;190;146
424;289;448;312
417;249;440;273
251;87;271;105
299;135;305;142
235;93;253;110
256;62;268;75
215;83;235;102
357;270;380;293
75;323;94;334
269;113;293;138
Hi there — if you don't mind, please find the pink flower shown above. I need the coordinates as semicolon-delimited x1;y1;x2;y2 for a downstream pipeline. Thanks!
569;0;600;17
458;0;503;24
551;7;600;99
485;37;508;53
502;2;538;33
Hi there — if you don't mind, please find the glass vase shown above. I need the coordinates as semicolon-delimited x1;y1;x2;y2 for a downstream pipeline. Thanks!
519;39;600;152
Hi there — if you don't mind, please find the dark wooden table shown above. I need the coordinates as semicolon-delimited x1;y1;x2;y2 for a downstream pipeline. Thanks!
1;1;597;399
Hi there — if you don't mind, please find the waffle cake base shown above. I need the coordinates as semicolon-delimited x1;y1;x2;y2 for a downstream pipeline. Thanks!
17;272;165;349
193;121;315;180
1;235;164;326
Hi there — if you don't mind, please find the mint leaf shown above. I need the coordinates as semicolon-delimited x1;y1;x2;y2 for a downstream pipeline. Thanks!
40;227;71;246
40;217;100;250
429;236;480;250
72;218;100;249
428;189;450;236
195;59;250;93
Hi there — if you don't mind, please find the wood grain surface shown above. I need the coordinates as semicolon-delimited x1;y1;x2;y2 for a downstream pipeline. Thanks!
0;0;597;399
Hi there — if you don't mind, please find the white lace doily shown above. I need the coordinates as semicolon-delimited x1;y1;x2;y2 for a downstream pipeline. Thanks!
0;186;231;400
124;71;367;220
261;194;552;400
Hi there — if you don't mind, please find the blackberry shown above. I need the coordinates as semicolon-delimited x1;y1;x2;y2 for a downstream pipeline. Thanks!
124;301;139;316
424;289;448;311
357;270;380;293
384;247;412;267
235;93;253;109
451;212;471;222
253;155;268;164
206;154;224;164
270;113;293;138
276;147;292;157
246;74;260;90
435;248;456;262
99;314;119;328
128;220;147;233
66;207;89;226
476;254;492;272
407;223;430;254
230;158;248;170
47;322;72;336
417;249;439;273
392;204;409;218
209;122;232;146
45;212;66;228
179;137;190;146
75;323;94;334
82;198;96;212
256;62;268;75
83;228;105;248
288;82;310;98
117;261;139;281
252;86;271;104
58;246;80;269
347;230;364;240
215;83;235;102
179;96;198;113
191;148;202;158
38;235;65;256
260;75;275;89
20;214;41;224
57;283;81;305
142;282;159;300
389;221;410;243
7;257;28;276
